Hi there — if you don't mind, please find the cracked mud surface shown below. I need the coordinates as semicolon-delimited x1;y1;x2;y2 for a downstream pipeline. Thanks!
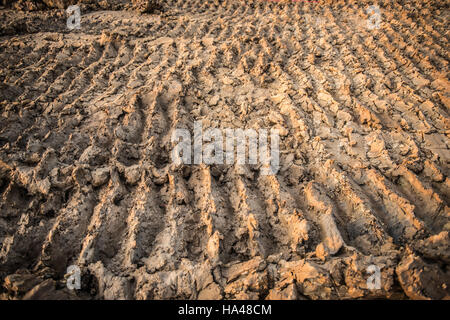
0;0;449;300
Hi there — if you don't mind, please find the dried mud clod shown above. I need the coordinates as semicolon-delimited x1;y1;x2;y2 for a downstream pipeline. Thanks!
132;0;163;14
396;250;450;300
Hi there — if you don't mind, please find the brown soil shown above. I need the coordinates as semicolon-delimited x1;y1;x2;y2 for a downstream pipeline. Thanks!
0;0;449;300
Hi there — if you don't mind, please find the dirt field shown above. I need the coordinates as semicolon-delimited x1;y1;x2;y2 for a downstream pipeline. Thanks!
0;0;449;300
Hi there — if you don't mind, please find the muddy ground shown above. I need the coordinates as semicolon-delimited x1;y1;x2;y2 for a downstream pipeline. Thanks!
0;0;449;300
